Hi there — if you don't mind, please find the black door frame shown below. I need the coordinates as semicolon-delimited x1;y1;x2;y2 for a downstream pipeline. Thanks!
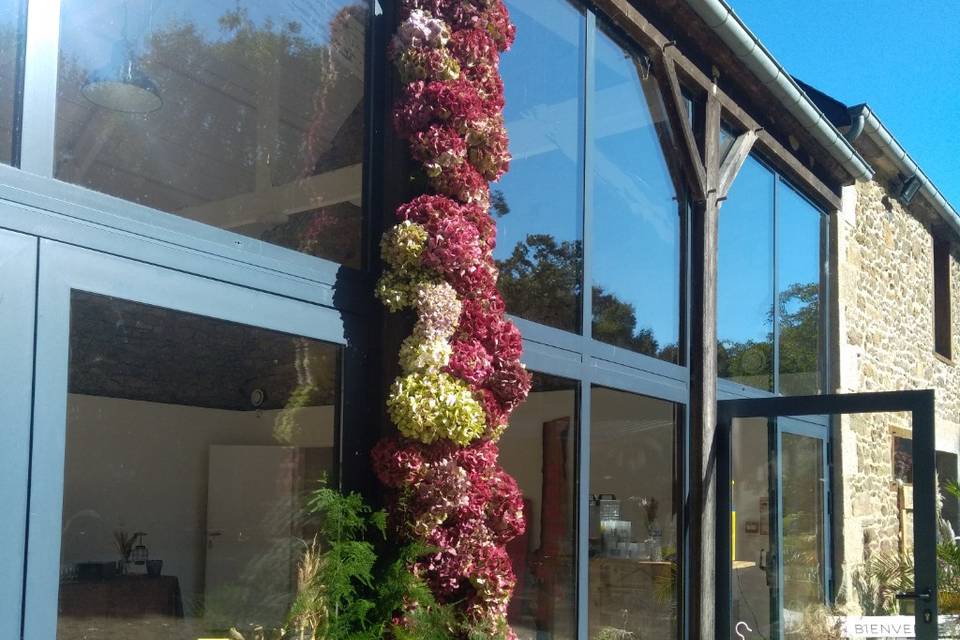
715;390;937;640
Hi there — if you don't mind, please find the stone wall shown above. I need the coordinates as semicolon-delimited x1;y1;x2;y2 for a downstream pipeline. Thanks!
834;179;960;609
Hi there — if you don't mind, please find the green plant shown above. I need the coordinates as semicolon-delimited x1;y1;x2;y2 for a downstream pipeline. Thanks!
224;483;460;640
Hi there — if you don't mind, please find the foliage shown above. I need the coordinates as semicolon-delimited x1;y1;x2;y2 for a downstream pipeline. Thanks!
226;484;461;640
496;234;679;360
718;282;820;392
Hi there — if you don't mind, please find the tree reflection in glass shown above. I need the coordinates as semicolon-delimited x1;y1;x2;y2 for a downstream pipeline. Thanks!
56;0;367;267
495;1;585;333
590;24;681;362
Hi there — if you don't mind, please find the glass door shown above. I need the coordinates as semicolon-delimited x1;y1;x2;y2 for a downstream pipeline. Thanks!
727;417;829;640
718;391;939;640
23;240;358;640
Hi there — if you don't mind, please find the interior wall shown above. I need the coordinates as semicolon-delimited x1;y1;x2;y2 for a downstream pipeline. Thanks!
589;387;677;543
61;394;335;613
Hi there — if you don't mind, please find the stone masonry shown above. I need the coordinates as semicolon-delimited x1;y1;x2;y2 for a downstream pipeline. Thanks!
833;179;960;609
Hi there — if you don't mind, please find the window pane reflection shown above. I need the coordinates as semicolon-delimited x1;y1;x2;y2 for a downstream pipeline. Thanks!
501;373;578;639
718;156;774;391
496;0;584;333
0;0;21;164
59;292;339;640
589;387;679;639
778;182;822;395
591;25;681;362
56;0;367;267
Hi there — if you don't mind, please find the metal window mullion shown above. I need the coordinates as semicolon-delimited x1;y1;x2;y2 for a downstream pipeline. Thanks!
772;420;785;640
20;0;61;177
576;374;591;640
822;433;833;605
772;176;780;394
576;11;595;639
581;10;594;342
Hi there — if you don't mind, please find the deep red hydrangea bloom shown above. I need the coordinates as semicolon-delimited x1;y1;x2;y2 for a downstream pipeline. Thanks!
475;387;508;433
410;124;468;174
406;1;516;51
484;317;523;365
394;79;486;139
457;438;499;472
460;202;497;251
486;468;526;543
448;28;500;68
430;160;490;206
446;338;494;387
371;437;425;489
468;544;517;602
486;358;532;411
458;294;505;342
395;193;462;227
421;213;485;277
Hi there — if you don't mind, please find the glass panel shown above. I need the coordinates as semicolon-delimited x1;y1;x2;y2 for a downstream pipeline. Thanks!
501;373;578;640
56;0;367;267
937;451;959;538
58;291;340;640
777;181;823;395
781;432;826;636
0;0;21;164
718;156;775;391
496;0;584;333
719;125;736;165
591;25;681;362
730;418;776;639
589;387;679;639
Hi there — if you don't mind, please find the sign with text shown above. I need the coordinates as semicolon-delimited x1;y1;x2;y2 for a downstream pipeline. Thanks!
838;615;960;638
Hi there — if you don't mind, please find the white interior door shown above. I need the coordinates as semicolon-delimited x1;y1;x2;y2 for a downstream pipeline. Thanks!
204;445;301;629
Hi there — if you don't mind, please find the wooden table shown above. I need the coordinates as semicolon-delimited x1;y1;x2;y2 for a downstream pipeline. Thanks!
59;575;183;619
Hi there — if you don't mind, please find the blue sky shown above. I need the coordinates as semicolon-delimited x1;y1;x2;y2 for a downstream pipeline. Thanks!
730;0;960;209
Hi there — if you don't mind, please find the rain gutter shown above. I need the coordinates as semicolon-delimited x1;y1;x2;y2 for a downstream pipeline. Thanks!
684;0;874;183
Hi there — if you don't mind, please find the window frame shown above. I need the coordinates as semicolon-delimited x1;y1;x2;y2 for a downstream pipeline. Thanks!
717;153;831;400
933;236;952;360
23;238;365;640
11;0;383;298
511;9;693;639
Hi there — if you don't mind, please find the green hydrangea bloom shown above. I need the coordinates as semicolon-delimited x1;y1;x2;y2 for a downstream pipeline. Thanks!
375;267;437;312
381;221;428;269
387;372;486;446
399;334;452;373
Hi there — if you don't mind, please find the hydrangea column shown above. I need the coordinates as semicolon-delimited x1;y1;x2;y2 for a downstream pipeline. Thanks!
371;2;530;638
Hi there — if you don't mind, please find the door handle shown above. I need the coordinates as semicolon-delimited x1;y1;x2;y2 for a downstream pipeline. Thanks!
895;589;931;602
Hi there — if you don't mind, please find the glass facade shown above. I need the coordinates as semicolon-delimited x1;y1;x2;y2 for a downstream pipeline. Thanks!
718;155;825;395
55;0;368;267
0;0;847;637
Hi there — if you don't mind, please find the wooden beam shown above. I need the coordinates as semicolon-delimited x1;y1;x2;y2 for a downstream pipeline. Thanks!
658;49;707;201
591;0;841;212
717;128;758;201
181;163;362;229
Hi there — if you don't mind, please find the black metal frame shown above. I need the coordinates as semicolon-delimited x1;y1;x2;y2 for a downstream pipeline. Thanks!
716;390;938;640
